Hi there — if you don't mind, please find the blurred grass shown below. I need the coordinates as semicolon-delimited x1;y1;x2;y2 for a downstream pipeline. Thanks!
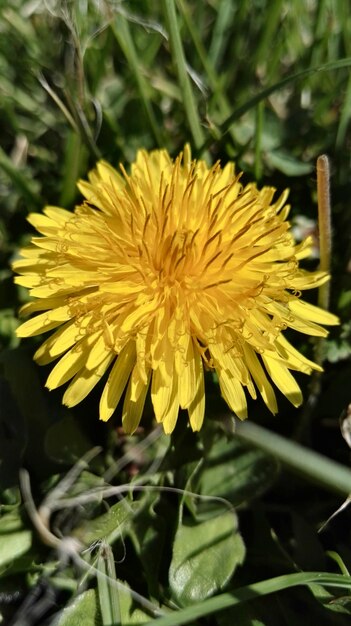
1;1;351;624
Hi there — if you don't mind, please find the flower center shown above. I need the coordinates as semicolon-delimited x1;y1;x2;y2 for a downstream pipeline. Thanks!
151;228;197;286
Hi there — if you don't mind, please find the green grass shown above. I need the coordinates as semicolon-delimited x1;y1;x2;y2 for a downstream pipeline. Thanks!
1;1;351;624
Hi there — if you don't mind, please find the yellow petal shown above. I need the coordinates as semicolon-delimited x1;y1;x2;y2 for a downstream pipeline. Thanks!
209;341;249;386
63;354;113;407
14;275;42;289
217;369;248;420
100;281;145;295
275;334;321;374
46;332;100;389
85;334;110;370
34;321;78;364
16;306;72;337
151;366;173;423
43;205;73;223
46;347;86;389
76;180;106;211
27;213;59;236
122;370;151;434
178;337;196;409
135;328;152;384
287;317;329;337
129;363;147;403
288;299;339;326
160;376;179;434
243;345;278;414
99;341;136;422
262;354;302;407
290;270;329;289
18;297;67;317
188;352;205;431
119;299;158;334
13;257;52;271
96;160;125;188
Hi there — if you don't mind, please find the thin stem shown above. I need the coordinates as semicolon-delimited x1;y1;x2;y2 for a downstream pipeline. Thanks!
235;420;351;497
317;154;332;311
294;156;333;440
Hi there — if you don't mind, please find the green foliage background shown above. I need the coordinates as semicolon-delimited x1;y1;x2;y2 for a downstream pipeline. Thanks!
1;1;351;624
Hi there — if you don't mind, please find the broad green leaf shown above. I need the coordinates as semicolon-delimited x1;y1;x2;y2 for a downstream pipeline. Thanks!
73;499;140;546
117;579;155;625
128;492;166;598
169;511;245;606
197;436;278;506
0;510;32;569
55;589;101;626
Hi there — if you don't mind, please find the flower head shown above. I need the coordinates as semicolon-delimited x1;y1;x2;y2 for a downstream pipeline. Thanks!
14;146;338;433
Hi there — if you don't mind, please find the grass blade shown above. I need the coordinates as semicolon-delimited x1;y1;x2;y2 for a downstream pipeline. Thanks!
97;541;121;626
200;56;351;152
146;572;351;626
163;0;205;151
109;9;164;146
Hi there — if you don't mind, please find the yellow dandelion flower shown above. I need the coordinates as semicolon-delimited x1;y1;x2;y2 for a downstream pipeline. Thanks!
13;146;338;434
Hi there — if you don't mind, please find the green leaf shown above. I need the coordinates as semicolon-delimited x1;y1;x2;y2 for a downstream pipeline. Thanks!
0;309;20;348
55;589;101;626
265;150;314;176
0;510;32;570
323;339;351;363
128;491;166;598
338;290;351;309
73;499;140;546
117;579;155;625
169;511;245;606
197;436;278;506
308;583;351;615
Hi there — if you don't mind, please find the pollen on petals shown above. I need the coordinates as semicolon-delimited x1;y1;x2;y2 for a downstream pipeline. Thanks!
13;146;339;433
